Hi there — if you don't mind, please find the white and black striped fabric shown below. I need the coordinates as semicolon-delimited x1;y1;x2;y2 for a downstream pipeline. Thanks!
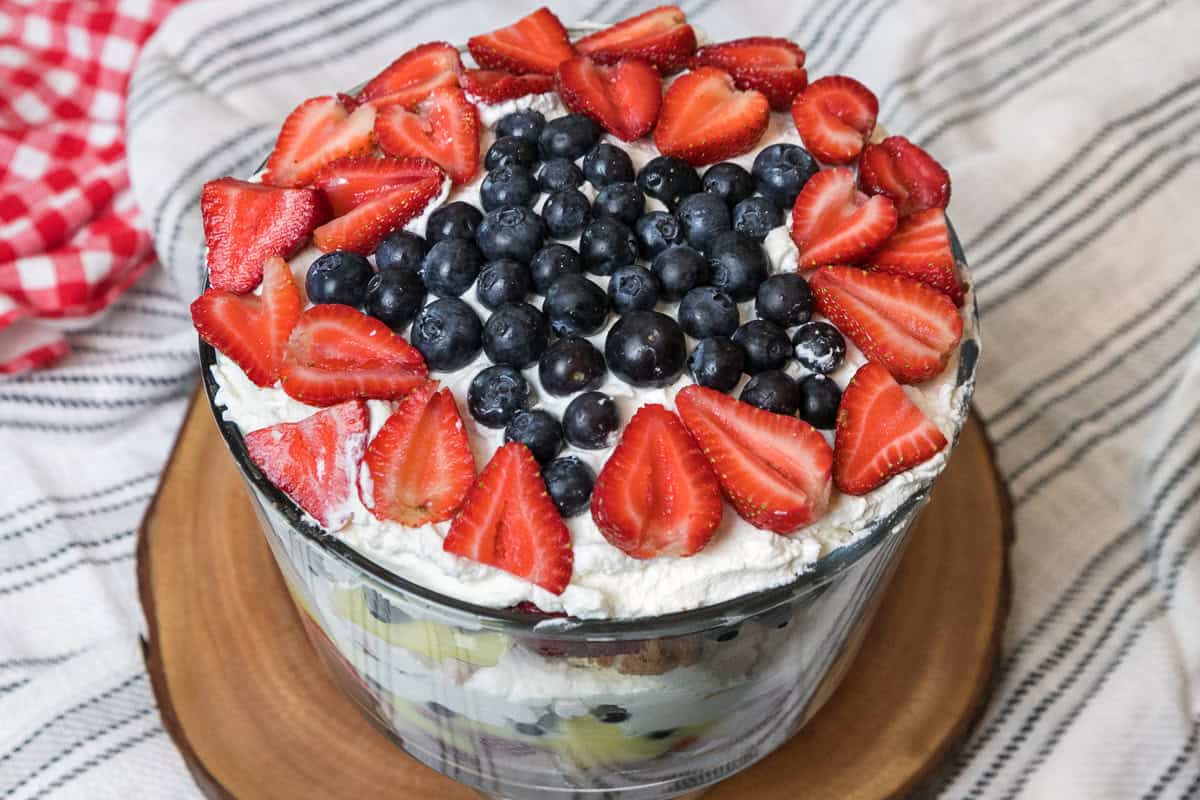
2;0;1197;796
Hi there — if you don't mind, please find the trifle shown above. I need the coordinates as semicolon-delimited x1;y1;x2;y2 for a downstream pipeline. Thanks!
191;7;979;798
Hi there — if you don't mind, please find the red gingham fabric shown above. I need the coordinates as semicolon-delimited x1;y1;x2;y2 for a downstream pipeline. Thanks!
0;0;183;374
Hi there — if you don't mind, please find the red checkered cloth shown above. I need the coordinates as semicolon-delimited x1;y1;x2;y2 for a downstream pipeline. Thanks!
0;0;183;374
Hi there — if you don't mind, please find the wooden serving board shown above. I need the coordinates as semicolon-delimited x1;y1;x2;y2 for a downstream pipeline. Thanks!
138;389;1011;800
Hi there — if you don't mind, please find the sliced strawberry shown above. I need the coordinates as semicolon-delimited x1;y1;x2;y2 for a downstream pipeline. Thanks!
361;382;475;526
280;304;428;405
654;67;770;166
791;76;878;165
358;41;463;110
467;7;575;76
834;362;947;495
858;135;951;216
460;69;554;103
811;266;962;385
311;175;442;255
791;167;897;266
313;155;444;216
442;442;573;595
870;208;963;305
375;86;480;185
261;96;376;188
555;56;662;142
692;37;807;111
573;6;696;74
591;404;723;559
192;256;301;386
244;401;370;530
676;385;832;533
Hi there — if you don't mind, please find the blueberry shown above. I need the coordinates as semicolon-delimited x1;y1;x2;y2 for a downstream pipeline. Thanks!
496;109;545;144
651;245;708;302
481;163;538;210
591;705;630;723
798;374;841;429
542;457;595;517
563;391;619;449
593;182;645;228
647;729;677;740
740;370;800;415
476;206;546;263
607;265;659;313
579;217;638;275
678;286;740;339
421;238;484;297
475;259;531;310
514;722;546;737
375;230;428;273
505;410;564;464
675;192;732;252
732;196;783;241
538;158;585;193
706;230;768;302
539;335;606;396
486;135;538;171
634;210;685;258
688;337;745;392
703;162;755;207
605;311;687;388
364;586;403;623
482;302;549;368
468;365;530;428
428;702;456;718
752;143;819;208
364;269;425;330
539;114;601;160
410;297;483;371
306;250;373;306
637;156;702;211
541;189;591;239
529;244;585;294
755;274;813;327
732;319;793;373
427;201;484;244
543;274;609;337
583;142;635;187
792;321;846;374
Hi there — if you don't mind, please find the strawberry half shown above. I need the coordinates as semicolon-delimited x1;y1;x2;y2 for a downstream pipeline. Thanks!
244;401;370;529
591;404;723;559
676;385;832;533
834;362;947;495
357;41;463;110
574;6;696;74
313;155;444;216
262;96;376;188
280;304;428;405
791;76;878;165
555;56;662;142
654;67;770;166
870;208;963;305
811;266;962;384
192;256;302;386
443;442;573;595
361;382;475;526
858;135;951;217
311;173;442;255
375;86;480;185
791;167;897;266
692;37;807;111
460;69;554;103
467;7;575;76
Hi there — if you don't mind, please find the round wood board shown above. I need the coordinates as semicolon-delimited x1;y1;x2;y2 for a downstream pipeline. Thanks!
138;388;1012;800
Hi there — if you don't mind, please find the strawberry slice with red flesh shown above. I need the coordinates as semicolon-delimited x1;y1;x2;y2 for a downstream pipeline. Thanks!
676;385;832;533
280;304;428;405
834;362;947;495
361;382;476;526
200;178;327;294
375;86;480;185
591;404;723;559
791;167;897;266
791;75;878;165
555;56;662;142
357;41;463;110
870;208;963;306
654;67;770;166
692;37;807;111
191;256;301;386
811;266;962;385
858;135;952;217
574;6;697;74
244;401;370;530
467;7;575;76
460;69;554;103
261;96;377;188
311;174;442;255
313;155;444;216
443;442;573;595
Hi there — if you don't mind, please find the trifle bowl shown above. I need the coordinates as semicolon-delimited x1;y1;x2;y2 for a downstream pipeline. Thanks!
191;8;980;799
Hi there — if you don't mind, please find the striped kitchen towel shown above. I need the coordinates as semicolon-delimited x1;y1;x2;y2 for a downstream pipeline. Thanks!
2;0;1198;797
